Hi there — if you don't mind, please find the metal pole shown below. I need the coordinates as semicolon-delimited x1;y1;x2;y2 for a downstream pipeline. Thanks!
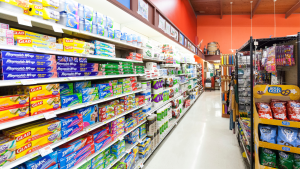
250;36;254;169
297;32;300;87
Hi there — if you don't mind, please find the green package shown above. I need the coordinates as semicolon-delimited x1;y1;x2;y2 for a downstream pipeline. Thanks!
121;65;133;69
135;68;145;71
61;93;82;108
103;72;120;75
78;160;91;169
113;84;122;90
113;89;122;95
112;162;126;169
278;151;294;169
118;78;131;83
135;66;144;69
100;64;119;69
103;148;110;157
101;68;120;72
123;71;135;74
95;163;105;169
60;83;73;95
294;154;300;169
122;68;134;72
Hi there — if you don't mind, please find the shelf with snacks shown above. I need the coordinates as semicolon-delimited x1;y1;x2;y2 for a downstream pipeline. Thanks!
238;118;250;144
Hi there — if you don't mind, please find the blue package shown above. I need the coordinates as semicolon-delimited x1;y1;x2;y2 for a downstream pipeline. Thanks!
1;72;57;80
48;164;58;169
127;34;132;43
61;93;82;108
96;12;103;25
97;25;104;36
278;126;298;147
59;144;91;167
137;36;142;43
93;83;112;91
24;151;58;169
57;66;96;72
94;135;112;152
57;113;82;129
94;47;115;54
0;51;56;60
61;123;83;139
12;164;26;169
57;71;101;78
83;5;93;21
1;65;56;72
105;16;113;28
74;81;91;92
84;19;92;32
60;150;92;169
74;57;79;63
259;125;277;144
60;12;79;29
114;30;121;39
120;32;127;41
75;105;98;128
79;57;87;63
57;56;70;63
107;27;114;38
99;90;113;99
59;0;78;15
1;58;56;67
56;62;96;67
80;87;98;95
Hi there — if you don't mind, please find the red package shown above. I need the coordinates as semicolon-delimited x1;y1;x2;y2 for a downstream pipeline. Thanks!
256;103;273;119
287;101;300;121
270;102;287;120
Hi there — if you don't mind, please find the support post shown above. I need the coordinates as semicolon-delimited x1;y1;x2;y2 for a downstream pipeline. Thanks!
250;36;254;169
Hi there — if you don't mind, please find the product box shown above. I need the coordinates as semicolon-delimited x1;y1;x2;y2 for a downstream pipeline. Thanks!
16;38;52;50
24;151;57;169
57;71;101;78
82;93;99;103
57;66;98;72
60;83;74;95
0;137;16;166
1;65;56;73
79;161;91;169
94;47;115;54
30;96;61;115
99;90;113;99
61;123;83;139
74;81;91;93
11;28;56;42
57;113;83;129
59;12;79;29
93;83;112;92
59;150;92;169
0;37;14;45
22;84;60;101
59;143;93;166
94;135;113;152
1;58;56;67
91;152;105;168
0;105;30;123
94;51;115;57
56;62;98;68
92;40;115;49
1;72;57;80
80;87;98;95
60;93;82;108
0;51;56;61
57;56;72;63
79;58;87;63
74;47;85;54
90;127;109;142
0;94;29;111
75;105;98;128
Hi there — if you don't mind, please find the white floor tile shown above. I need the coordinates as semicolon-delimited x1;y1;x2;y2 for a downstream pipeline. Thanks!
143;91;245;169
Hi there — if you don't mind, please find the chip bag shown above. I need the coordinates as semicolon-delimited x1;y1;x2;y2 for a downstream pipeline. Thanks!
259;148;277;168
278;151;294;169
278;126;298;147
259;125;277;144
271;101;288;120
287;101;300;121
256;103;273;119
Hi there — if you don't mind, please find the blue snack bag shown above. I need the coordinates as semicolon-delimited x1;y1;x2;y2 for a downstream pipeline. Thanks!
259;125;277;144
277;126;298;147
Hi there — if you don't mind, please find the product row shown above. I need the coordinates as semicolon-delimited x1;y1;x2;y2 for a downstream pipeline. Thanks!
260;148;299;169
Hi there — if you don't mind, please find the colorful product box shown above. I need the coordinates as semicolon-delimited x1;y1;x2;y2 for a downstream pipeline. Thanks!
0;137;16;166
30;96;61;115
24;151;57;169
91;40;115;49
1;65;56;73
22;84;60;101
79;58;87;63
94;51;115;57
58;0;78;15
59;143;93;167
57;66;98;72
0;51;56;61
90;127;109;142
16;38;53;50
59;150;92;169
94;47;115;53
92;153;105;167
11;28;56;42
0;94;29;111
92;158;104;169
93;83;112;92
57;113;83;129
61;123;83;139
57;71;101;78
60;83;73;95
79;161;91;169
74;81;91;93
94;135;113;152
1;58;56;67
0;37;14;45
80;87;98;95
1;72;58;80
82;93;99;103
75;105;98;128
57;56;72;63
99;90;113;99
60;93;82;108
74;47;85;54
56;62;98;68
59;12;79;29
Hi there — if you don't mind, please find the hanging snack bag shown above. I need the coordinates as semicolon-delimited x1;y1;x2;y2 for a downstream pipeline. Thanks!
287;101;300;121
259;125;277;144
294;154;300;169
278;151;294;169
259;148;277;168
270;101;288;120
256;103;273;119
278;126;298;147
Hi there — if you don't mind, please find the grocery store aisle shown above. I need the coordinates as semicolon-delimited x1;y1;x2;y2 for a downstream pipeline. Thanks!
144;91;244;169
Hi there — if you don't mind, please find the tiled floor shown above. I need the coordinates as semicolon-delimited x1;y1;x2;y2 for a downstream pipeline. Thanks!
143;91;245;169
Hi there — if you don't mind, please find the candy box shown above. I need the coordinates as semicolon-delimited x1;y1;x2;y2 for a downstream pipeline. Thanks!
94;135;113;152
61;93;82;108
60;83;73;95
56;113;83;129
82;93;99;103
99;90;113;99
90;127;109;142
24;151;57;169
30;96;61;115
61;123;83;139
75;105;98;128
74;81;91;93
93;83;112;92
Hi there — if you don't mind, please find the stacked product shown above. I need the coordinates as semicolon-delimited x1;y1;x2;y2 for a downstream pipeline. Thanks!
111;140;125;159
99;62;136;75
109;117;125;138
0;23;13;45
79;86;99;103
120;150;135;169
124;115;138;133
57;60;100;78
171;96;183;119
126;52;143;61
135;65;145;74
93;80;113;99
75;104;98;128
56;113;83;139
138;123;146;138
125;128;139;144
98;99;121;122
157;103;172;140
92;126;113;152
145;62;158;79
23;151;58;169
57;38;95;54
146;114;158;150
143;41;153;58
0;50;58;80
140;81;152;114
0;135;16;166
130;108;146;125
27;0;59;22
90;148;110;169
137;137;151;161
158;69;168;78
92;40;116;57
151;79;164;108
61;81;85;108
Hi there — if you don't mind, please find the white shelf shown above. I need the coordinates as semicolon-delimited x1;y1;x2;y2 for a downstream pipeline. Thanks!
0;74;146;87
142;57;165;62
160;64;181;68
179;81;188;85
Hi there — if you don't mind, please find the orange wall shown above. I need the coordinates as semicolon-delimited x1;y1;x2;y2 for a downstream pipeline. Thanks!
197;14;300;53
150;0;197;44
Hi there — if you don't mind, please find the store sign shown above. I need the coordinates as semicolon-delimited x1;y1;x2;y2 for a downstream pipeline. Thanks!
137;0;148;20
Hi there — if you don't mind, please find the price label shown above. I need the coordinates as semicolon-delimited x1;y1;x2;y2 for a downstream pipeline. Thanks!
140;163;144;168
12;81;22;85
21;79;36;85
39;145;53;157
17;16;32;27
68;77;79;80
118;136;124;141
138;139;142;143
53;26;64;33
86;128;92;132
66;137;71;141
43;111;56;120
125;149;131;153
37;114;44;119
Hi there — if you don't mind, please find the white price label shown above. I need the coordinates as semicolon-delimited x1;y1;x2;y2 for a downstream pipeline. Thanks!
17;16;32;27
39;145;53;157
12;81;22;85
125;149;131;153
21;79;36;85
118;136;124;141
140;163;144;168
53;26;64;33
43;111;56;120
66;137;71;141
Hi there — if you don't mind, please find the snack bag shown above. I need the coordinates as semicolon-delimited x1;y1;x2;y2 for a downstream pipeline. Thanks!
287;101;300;121
256;103;273;119
259;125;277;144
259;148;277;168
277;126;298;147
278;151;294;169
270;101;287;120
294;154;300;169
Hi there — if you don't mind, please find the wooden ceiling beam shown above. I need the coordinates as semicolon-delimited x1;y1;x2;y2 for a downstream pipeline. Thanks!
251;0;262;19
220;0;222;19
285;1;300;19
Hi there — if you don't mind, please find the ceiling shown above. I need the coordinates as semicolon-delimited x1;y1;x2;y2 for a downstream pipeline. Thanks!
190;0;300;18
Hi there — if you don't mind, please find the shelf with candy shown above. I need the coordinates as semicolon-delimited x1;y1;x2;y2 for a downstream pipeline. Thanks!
238;123;251;164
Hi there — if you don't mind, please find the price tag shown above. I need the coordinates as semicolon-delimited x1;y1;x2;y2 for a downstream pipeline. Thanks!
21;79;36;85
140;163;144;168
67;108;71;111
66;137;71;141
138;139;142;143
39;145;53;157
17;16;32;27
86;128;92;132
53;26;64;33
37;114;44;119
68;77;79;80
125;149;131;153
118;136;124;141
12;81;22;85
43;111;56;120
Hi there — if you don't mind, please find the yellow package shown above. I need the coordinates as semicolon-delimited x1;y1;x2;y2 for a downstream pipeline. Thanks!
28;4;43;18
24;8;29;15
20;84;60;101
48;41;56;51
30;96;61;115
31;130;61;150
0;105;29;123
43;8;59;21
16;38;50;50
0;94;29;111
74;40;85;48
58;38;74;46
0;0;29;9
11;28;56;42
15;142;32;159
30;0;59;8
3;120;45;137
63;45;74;52
74;47;84;54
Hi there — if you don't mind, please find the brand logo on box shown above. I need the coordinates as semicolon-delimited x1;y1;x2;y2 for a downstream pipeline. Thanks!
65;46;73;50
16;131;31;142
34;5;43;9
17;39;32;44
32;101;43;108
268;86;282;94
30;86;42;92
65;39;74;43
14;31;25;35
16;142;32;154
